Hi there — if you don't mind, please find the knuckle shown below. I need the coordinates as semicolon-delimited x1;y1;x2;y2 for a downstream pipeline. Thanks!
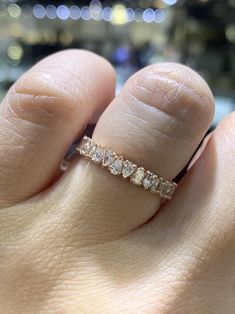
124;62;214;128
5;69;82;127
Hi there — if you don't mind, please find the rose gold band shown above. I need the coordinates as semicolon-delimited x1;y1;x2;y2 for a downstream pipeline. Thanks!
76;136;177;199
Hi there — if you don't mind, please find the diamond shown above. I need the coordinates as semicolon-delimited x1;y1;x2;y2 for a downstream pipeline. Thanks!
92;146;105;164
160;181;174;199
102;150;115;167
86;143;96;158
122;160;137;179
143;172;155;189
151;176;161;193
77;136;177;200
131;167;145;186
108;157;123;175
77;136;92;156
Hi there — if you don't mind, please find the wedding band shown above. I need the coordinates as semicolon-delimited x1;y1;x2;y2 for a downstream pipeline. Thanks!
76;136;177;199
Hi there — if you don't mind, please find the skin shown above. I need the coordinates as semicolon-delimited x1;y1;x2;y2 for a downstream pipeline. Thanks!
0;49;234;314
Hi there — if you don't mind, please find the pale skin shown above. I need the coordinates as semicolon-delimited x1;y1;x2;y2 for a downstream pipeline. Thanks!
0;50;234;314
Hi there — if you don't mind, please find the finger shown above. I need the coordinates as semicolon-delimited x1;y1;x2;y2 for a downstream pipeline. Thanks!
140;113;235;311
60;62;214;240
0;49;115;207
154;112;235;248
187;131;213;171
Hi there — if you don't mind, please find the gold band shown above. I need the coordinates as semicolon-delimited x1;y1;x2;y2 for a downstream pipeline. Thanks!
76;136;177;199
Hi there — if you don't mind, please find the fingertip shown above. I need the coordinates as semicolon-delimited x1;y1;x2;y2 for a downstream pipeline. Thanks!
10;49;116;126
123;62;215;128
0;49;116;207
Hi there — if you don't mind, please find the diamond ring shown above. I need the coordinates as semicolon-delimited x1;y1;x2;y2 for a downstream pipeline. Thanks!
76;136;177;199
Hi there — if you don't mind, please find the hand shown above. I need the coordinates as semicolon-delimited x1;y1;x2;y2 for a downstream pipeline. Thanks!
0;50;234;314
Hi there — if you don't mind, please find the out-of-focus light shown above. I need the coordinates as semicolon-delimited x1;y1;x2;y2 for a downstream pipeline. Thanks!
113;47;130;63
134;8;143;22
8;3;21;18
46;5;57;19
102;7;112;21
200;0;210;2
81;6;91;20
90;0;102;7
226;24;235;43
33;4;45;19
112;4;127;25
24;30;41;44
143;8;155;23
57;5;70;20
155;9;166;23
126;8;135;22
90;4;102;20
162;0;177;5
59;31;73;46
70;6;80;20
7;43;23;61
9;23;24;37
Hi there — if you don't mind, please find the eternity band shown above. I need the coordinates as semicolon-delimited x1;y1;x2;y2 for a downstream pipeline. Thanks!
76;136;177;199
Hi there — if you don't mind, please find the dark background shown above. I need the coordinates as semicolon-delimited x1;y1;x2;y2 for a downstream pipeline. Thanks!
0;0;234;127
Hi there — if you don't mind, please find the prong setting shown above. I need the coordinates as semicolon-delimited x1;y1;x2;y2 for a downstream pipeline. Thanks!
76;136;177;199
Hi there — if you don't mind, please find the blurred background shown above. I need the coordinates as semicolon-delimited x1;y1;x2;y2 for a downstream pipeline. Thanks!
0;0;234;127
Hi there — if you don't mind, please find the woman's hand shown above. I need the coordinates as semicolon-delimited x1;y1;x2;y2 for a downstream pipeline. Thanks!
0;50;234;314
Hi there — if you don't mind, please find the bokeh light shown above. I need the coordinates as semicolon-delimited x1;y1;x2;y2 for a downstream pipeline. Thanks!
226;24;235;43
102;7;112;21
143;8;155;23
162;0;177;5
112;4;127;25
90;4;102;20
46;5;57;19
126;8;135;22
7;44;23;61
81;6;91;21
8;4;21;18
70;6;81;20
33;4;45;19
134;8;143;22
155;9;166;23
57;5;70;20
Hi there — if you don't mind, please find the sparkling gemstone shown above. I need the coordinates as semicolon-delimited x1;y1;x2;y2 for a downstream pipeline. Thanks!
143;172;155;189
102;150;115;167
160;181;174;199
87;143;96;158
122;160;136;179
77;136;92;156
151;176;161;193
92;147;105;163
108;157;123;175
131;167;145;186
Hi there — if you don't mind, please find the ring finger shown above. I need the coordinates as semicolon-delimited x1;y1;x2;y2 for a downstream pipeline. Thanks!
58;62;214;240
